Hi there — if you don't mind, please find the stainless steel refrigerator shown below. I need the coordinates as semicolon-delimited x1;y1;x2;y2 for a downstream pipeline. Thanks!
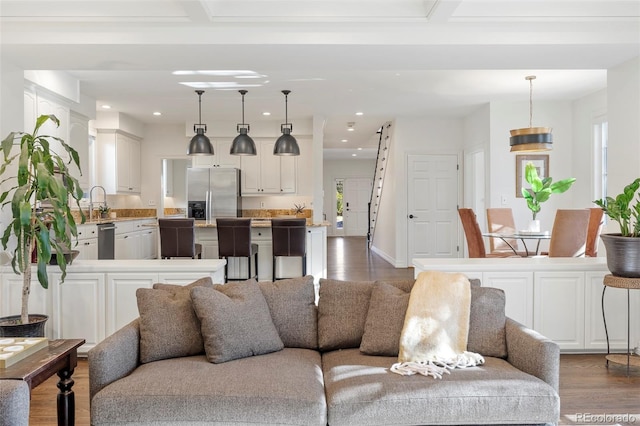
187;168;241;222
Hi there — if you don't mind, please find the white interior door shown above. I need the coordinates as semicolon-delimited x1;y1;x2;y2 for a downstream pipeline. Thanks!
343;178;372;236
407;154;459;259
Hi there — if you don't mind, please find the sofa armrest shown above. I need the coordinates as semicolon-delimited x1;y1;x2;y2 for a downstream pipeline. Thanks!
0;380;30;426
505;317;560;392
88;319;141;401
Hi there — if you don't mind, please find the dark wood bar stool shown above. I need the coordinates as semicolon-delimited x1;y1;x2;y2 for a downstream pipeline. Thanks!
271;218;307;281
216;218;258;282
158;218;202;259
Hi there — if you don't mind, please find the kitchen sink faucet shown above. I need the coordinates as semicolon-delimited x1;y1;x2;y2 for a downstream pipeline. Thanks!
89;185;107;221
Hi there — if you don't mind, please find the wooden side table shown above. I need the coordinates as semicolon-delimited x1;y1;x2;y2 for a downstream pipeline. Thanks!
601;274;640;376
0;338;85;426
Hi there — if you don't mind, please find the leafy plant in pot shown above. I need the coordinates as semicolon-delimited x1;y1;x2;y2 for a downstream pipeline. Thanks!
521;162;576;232
594;177;640;278
0;115;85;336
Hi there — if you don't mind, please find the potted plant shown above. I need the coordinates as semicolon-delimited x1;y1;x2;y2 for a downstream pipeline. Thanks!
98;205;110;219
521;162;576;232
594;177;640;278
0;114;85;336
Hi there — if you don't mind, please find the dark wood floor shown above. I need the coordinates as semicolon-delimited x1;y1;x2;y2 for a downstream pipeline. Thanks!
28;236;640;425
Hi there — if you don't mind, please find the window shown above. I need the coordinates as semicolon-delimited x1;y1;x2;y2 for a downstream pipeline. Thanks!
335;178;344;230
593;117;608;202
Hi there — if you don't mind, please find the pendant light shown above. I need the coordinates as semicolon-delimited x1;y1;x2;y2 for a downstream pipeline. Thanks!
187;90;214;156
230;90;257;156
509;76;553;152
273;90;300;156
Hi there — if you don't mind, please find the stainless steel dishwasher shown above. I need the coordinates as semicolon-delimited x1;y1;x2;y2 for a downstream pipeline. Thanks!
97;223;115;259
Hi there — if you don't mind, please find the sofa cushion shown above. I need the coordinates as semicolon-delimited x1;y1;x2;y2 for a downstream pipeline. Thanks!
322;348;559;426
136;277;213;364
191;279;284;363
359;282;409;356
317;279;374;351
91;349;327;426
258;275;318;349
468;286;507;358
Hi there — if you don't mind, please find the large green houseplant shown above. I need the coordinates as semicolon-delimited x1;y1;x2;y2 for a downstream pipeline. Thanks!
594;177;640;277
521;162;575;231
0;114;85;332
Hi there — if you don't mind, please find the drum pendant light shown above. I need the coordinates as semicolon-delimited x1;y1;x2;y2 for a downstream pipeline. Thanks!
509;76;553;152
273;90;300;156
187;90;214;156
230;90;257;156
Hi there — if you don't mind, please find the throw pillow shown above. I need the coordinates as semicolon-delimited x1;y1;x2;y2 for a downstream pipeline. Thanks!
152;276;213;292
137;284;207;364
191;279;284;363
360;282;410;356
258;276;318;349
317;279;374;351
467;286;507;358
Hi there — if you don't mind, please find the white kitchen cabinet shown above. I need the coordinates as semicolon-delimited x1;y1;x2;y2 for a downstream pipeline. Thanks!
191;140;240;169
115;221;137;260
75;224;98;260
96;130;141;194
483;271;534;328
105;273;156;335
241;141;297;195
23;90;71;163
534;271;585;351
51;272;105;352
133;219;158;259
68;112;90;191
0;269;50;333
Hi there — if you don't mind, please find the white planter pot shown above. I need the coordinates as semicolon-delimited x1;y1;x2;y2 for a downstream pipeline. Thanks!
527;220;540;233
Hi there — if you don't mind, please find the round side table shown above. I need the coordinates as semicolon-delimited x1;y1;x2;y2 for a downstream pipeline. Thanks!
601;274;640;376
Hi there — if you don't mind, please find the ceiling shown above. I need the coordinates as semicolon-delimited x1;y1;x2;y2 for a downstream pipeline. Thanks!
1;0;639;159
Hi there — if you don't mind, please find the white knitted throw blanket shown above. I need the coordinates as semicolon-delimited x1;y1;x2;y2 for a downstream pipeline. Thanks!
390;271;485;379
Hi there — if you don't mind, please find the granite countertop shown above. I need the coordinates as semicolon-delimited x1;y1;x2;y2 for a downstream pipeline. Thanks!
81;216;157;225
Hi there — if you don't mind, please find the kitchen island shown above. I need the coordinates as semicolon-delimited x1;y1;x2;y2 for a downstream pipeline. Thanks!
0;259;225;353
194;220;329;291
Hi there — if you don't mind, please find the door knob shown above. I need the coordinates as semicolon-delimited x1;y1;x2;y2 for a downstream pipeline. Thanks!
409;214;417;219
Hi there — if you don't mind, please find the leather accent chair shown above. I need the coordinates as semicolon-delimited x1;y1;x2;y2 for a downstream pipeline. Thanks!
271;218;307;281
586;207;605;257
548;209;590;257
158;218;202;259
216;218;258;282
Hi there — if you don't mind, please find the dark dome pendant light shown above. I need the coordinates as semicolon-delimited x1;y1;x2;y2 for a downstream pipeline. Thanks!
273;90;300;156
187;89;214;156
230;90;257;156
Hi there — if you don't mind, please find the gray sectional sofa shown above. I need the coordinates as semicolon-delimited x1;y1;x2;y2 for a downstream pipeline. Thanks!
0;379;30;426
89;276;560;426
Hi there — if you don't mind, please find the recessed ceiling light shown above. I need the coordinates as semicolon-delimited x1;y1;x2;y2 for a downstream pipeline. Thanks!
153;112;162;116
173;70;263;77
262;112;271;116
355;112;364;116
341;139;348;143
347;128;355;132
352;154;357;157
347;122;355;132
101;105;111;109
180;82;263;89
357;147;362;150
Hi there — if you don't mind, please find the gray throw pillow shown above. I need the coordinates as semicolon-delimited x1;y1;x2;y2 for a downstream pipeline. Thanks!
191;279;284;363
360;282;409;356
317;279;374;351
137;284;206;364
152;276;213;292
467;286;507;358
258;276;318;349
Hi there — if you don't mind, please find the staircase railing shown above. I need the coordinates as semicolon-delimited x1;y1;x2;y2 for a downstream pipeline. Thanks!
367;122;392;248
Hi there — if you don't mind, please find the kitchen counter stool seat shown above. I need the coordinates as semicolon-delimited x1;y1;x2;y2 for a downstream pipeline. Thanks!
216;218;258;282
158;218;202;259
271;218;306;281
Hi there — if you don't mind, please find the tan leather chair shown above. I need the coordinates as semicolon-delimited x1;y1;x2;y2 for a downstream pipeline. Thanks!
158;218;202;259
271;218;307;281
548;209;590;257
216;218;258;282
486;208;522;255
586;207;604;257
459;208;510;258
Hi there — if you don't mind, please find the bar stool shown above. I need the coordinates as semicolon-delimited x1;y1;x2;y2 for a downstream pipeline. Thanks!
271;218;306;281
158;218;202;259
216;218;258;282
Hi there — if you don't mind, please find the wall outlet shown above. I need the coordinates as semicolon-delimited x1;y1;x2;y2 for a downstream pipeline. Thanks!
501;195;508;205
148;200;156;206
260;201;265;208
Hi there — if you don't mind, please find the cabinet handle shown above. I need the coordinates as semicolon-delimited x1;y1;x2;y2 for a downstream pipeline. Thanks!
124;235;128;239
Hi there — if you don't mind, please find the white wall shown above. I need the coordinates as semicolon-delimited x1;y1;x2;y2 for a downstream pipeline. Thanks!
323;158;376;236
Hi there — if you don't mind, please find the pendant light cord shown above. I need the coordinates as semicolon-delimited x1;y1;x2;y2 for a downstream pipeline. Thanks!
529;78;533;128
